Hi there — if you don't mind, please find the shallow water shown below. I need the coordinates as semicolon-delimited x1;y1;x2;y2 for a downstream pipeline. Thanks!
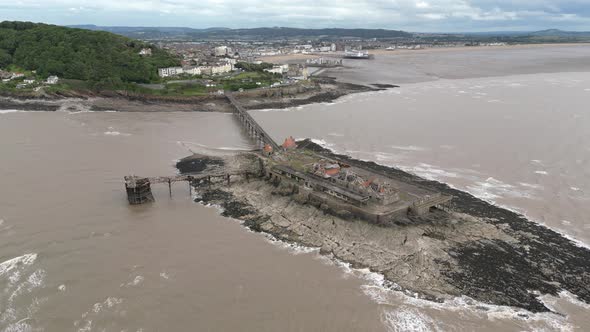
252;71;590;330
324;44;590;85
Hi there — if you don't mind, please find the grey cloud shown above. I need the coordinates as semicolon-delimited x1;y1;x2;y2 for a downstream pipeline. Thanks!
0;0;588;31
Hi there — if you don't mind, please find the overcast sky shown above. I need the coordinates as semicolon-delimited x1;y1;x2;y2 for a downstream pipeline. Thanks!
1;0;589;32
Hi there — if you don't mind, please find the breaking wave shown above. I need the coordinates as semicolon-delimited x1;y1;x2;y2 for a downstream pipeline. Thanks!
406;163;460;181
104;127;131;136
104;131;131;136
0;253;46;332
381;308;441;332
308;137;590;251
313;246;575;332
390;145;427;152
177;141;255;155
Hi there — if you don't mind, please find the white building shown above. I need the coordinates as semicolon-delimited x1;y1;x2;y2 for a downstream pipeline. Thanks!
223;58;237;64
214;46;229;57
23;79;35;84
210;63;232;75
183;67;202;76
296;44;313;50
158;67;184;77
139;48;152;56
46;76;59;85
264;64;289;75
220;58;237;69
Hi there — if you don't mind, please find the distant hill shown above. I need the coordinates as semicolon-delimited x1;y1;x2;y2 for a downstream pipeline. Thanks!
64;24;590;44
68;25;412;40
451;29;590;37
528;29;590;37
0;21;179;84
189;27;412;39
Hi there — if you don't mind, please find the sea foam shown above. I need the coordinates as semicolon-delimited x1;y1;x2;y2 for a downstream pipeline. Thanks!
0;253;38;277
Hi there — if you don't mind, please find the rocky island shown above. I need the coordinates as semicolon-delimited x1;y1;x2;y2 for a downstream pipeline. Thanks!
175;140;590;314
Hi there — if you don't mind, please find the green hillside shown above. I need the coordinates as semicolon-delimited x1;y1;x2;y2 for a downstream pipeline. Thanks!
0;21;179;86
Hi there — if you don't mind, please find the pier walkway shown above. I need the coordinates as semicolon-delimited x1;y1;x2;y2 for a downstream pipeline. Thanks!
124;171;258;204
225;92;281;151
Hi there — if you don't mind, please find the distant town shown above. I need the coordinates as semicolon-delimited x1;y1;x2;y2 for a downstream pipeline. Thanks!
146;38;506;93
2;23;588;99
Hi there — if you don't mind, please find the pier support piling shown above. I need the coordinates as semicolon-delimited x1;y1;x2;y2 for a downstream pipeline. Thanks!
124;172;255;204
125;176;155;205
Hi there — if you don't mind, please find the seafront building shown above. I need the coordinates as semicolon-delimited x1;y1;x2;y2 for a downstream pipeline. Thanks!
214;46;230;57
158;62;234;78
46;76;59;84
158;67;184;77
264;64;289;75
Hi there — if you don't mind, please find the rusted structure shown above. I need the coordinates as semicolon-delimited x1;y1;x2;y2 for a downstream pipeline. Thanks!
282;136;297;150
265;150;453;224
270;165;370;206
124;172;257;205
125;176;155;205
225;92;280;151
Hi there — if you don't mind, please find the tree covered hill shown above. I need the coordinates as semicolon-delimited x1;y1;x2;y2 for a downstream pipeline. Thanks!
0;21;179;84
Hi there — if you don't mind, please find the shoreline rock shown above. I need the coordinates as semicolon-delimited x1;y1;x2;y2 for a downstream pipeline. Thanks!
180;147;590;313
0;79;379;113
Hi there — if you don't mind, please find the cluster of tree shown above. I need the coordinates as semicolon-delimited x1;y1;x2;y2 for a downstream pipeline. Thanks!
0;21;180;86
234;62;274;72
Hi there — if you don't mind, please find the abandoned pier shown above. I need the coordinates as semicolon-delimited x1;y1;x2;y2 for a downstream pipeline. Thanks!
124;92;452;223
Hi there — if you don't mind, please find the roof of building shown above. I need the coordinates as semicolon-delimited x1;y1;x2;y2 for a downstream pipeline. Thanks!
272;165;369;203
282;136;297;149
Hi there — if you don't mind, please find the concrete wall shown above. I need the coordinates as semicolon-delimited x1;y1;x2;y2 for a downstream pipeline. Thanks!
267;171;406;225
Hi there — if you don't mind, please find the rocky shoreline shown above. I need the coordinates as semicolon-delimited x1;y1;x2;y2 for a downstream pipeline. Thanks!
0;78;378;113
177;142;590;314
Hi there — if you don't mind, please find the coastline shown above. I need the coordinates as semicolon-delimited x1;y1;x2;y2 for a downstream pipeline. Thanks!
4;43;590;316
5;42;589;114
368;42;590;56
259;42;590;63
0;78;377;113
178;142;590;314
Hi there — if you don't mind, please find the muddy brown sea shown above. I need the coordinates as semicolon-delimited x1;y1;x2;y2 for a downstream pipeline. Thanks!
2;45;590;331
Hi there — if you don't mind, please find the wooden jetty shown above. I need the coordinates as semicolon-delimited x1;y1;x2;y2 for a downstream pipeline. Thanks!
124;171;256;205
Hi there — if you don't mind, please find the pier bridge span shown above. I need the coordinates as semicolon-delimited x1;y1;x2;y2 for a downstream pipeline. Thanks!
225;92;281;151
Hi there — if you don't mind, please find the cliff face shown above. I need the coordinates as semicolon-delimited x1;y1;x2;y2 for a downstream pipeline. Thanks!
180;151;590;313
